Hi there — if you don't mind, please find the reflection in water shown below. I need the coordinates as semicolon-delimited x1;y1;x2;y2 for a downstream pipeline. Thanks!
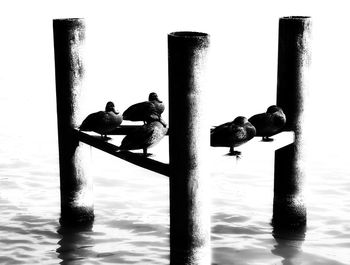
272;225;306;265
56;221;162;264
57;225;97;265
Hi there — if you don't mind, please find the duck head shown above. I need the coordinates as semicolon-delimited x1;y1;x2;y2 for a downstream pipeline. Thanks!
266;105;283;114
233;116;248;126
105;101;119;114
149;92;162;103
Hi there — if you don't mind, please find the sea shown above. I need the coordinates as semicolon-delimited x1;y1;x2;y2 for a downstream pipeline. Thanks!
1;126;349;265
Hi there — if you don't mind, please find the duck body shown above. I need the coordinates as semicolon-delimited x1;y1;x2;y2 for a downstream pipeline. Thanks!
123;92;165;124
248;105;286;141
119;121;168;155
123;101;160;123
79;102;123;138
211;116;256;155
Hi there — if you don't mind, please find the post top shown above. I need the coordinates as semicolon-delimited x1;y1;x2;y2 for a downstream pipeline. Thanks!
168;31;209;38
53;18;84;22
280;16;311;20
53;18;85;27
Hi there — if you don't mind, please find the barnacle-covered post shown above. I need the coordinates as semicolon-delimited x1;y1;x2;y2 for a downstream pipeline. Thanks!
273;16;312;229
53;18;94;226
168;32;211;265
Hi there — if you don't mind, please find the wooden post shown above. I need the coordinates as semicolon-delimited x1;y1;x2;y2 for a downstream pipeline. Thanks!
276;16;312;132
53;18;94;226
168;32;211;265
273;143;306;228
273;16;312;229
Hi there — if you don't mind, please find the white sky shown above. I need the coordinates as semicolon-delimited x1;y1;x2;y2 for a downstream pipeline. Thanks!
0;0;350;154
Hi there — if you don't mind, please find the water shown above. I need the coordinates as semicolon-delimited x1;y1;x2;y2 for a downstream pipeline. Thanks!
1;129;350;265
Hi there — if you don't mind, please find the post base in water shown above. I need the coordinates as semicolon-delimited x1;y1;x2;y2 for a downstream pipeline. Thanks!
272;196;306;229
170;246;211;265
60;207;94;227
273;143;306;229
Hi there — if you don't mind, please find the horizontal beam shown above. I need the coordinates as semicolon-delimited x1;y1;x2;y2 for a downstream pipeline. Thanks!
75;128;292;179
75;129;170;177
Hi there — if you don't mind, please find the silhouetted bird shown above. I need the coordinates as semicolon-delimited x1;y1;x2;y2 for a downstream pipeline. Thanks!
211;116;256;155
119;120;168;156
123;92;165;124
79;101;123;139
248;105;286;141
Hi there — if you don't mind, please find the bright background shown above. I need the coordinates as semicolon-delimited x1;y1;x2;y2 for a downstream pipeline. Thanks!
1;0;350;155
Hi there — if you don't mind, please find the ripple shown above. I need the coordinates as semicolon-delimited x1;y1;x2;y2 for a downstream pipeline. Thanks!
212;213;250;223
97;252;115;258
1;134;350;265
212;224;267;235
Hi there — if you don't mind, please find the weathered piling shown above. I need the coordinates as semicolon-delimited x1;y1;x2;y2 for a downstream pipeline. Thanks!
273;16;311;229
168;32;211;265
273;143;306;228
53;18;94;226
276;16;312;132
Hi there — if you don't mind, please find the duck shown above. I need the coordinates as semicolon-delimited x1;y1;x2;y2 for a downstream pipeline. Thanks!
122;92;165;124
248;105;286;141
79;101;123;139
119;119;168;156
211;116;256;155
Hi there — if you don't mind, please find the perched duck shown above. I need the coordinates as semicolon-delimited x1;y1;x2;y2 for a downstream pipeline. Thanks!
211;116;256;155
79;101;123;139
248;105;286;141
119;119;168;156
123;92;165;124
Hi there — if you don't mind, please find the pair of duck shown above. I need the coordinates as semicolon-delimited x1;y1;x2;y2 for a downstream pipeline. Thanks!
79;92;167;156
210;105;286;155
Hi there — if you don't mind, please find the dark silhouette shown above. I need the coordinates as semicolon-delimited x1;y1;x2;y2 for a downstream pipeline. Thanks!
249;105;286;141
119;120;168;156
123;92;165;124
79;101;123;139
211;116;256;155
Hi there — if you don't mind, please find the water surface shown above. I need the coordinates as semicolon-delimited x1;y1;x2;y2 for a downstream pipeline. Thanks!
0;132;349;265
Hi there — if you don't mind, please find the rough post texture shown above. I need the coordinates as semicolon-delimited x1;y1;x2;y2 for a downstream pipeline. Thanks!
276;16;312;132
273;16;311;230
273;143;306;228
168;32;211;265
53;18;94;226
